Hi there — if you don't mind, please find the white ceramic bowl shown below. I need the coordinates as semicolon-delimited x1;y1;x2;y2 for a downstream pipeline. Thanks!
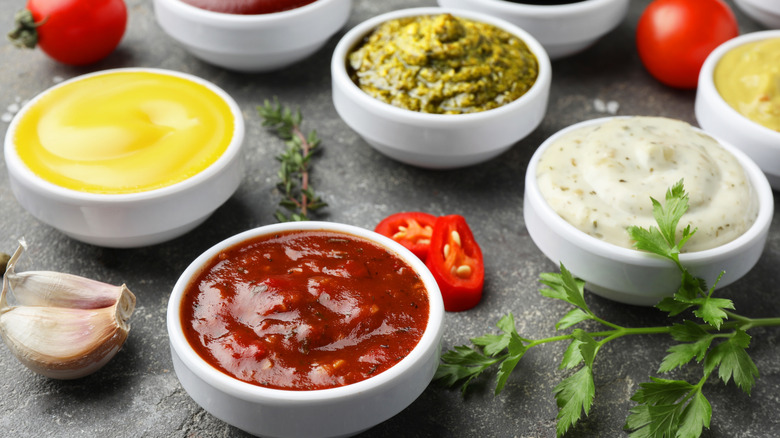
153;0;352;72
735;0;780;29
696;30;780;190
3;68;245;248
331;7;551;169
167;221;445;438
437;0;629;59
524;117;774;306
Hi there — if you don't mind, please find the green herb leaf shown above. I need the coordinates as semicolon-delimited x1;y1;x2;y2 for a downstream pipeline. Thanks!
554;366;595;437
539;265;590;314
556;308;592;330
628;180;697;265
653;181;690;248
658;336;713;373
677;391;712;438
434;345;499;395
571;329;599;367
692;296;734;330
495;333;527;394
669;321;710;342
628;224;677;262
435;314;527;395
472;313;515;356
560;338;585;370
704;330;759;394
625;377;711;438
258;97;327;222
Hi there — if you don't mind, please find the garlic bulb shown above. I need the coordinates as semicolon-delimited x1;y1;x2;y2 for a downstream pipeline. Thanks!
0;239;136;379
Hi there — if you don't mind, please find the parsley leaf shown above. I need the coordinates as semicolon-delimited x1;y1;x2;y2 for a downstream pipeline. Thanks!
539;266;591;315
435;314;527;395
554;366;595;437
625;377;711;438
704;330;759;394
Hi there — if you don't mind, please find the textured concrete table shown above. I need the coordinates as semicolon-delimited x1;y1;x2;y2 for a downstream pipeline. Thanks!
0;1;778;437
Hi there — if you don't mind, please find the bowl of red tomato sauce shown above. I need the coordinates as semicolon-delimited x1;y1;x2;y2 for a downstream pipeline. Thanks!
167;221;445;437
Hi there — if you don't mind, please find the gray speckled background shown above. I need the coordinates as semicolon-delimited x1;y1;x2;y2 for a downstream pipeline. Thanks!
1;0;778;437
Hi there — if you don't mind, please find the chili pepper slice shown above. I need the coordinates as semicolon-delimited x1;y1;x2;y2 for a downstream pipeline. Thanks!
425;215;484;312
375;212;437;261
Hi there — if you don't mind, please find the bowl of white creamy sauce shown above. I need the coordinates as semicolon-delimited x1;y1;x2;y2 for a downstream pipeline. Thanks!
524;116;773;306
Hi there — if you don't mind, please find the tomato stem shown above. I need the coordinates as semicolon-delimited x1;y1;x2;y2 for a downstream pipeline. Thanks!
7;9;46;49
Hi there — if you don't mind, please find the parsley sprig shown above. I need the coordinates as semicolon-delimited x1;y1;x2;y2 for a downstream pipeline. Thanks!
435;180;780;437
258;98;327;222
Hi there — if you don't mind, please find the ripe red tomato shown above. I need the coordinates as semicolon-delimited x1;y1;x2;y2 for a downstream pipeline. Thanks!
636;0;738;89
13;0;127;65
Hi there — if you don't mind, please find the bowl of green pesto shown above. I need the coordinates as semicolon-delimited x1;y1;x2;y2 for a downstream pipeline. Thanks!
331;7;551;169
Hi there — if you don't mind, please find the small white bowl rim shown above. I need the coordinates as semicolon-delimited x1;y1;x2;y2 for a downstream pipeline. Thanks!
443;0;624;15
525;116;774;266
155;0;339;23
4;67;245;204
699;30;780;144
736;0;780;12
332;7;552;123
167;221;445;403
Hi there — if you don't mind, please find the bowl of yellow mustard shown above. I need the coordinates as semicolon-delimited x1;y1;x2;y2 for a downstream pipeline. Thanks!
3;68;245;247
331;7;551;169
695;30;780;190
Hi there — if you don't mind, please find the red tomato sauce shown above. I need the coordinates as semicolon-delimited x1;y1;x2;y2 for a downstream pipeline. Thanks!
180;230;430;390
179;0;318;14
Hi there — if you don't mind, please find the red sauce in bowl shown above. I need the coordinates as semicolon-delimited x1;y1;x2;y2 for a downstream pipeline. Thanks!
180;230;430;390
179;0;318;14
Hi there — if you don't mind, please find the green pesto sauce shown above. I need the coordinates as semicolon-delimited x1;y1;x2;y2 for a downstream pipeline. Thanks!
348;14;539;115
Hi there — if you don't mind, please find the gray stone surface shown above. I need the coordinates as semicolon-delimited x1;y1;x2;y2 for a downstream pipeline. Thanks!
0;0;778;437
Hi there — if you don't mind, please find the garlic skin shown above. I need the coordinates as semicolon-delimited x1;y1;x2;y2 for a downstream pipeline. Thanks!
0;239;136;379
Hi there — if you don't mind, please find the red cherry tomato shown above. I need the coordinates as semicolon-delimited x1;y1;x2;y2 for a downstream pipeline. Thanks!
636;0;738;89
425;215;484;312
375;212;437;261
10;0;127;65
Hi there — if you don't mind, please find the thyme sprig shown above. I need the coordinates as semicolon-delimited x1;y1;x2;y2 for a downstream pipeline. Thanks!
436;180;780;437
258;98;327;222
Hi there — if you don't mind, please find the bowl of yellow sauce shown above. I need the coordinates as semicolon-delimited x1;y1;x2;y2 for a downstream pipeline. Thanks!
695;30;780;190
4;68;245;247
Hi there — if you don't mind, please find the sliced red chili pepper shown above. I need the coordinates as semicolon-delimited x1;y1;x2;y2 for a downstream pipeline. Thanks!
375;212;437;261
425;215;484;312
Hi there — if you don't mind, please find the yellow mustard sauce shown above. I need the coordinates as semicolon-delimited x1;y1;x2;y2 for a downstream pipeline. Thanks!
14;71;234;194
714;38;780;132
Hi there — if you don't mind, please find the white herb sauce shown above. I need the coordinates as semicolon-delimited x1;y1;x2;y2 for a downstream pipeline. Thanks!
536;117;758;252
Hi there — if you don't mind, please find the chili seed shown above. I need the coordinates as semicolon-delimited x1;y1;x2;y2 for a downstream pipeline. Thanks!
455;265;472;278
451;231;461;246
443;244;450;258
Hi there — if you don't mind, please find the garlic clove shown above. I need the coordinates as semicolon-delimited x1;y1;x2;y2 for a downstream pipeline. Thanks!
0;238;136;379
0;305;129;379
6;270;132;309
